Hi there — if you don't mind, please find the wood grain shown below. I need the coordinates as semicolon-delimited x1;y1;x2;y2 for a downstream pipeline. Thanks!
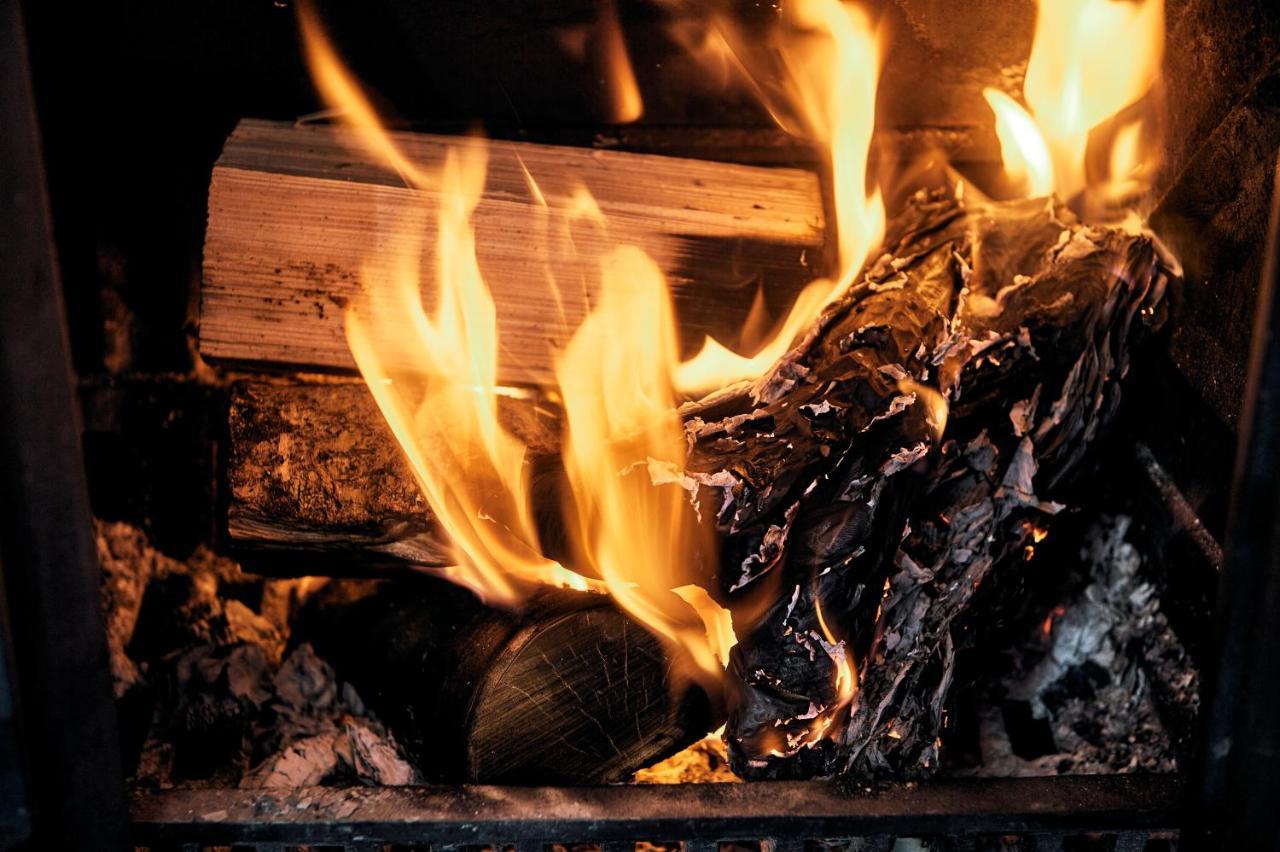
201;119;826;385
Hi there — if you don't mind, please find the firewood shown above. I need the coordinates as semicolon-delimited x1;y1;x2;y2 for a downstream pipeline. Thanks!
223;191;1174;782
294;577;716;784
226;380;559;570
201;119;826;386
688;193;1174;779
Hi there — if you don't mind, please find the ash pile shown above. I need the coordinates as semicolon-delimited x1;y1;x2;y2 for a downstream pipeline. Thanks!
99;520;417;791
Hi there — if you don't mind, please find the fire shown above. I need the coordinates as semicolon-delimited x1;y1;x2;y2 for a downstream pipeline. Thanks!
296;0;1169;753
983;0;1164;205
344;140;594;607
556;246;725;681
299;4;730;687
673;0;884;394
595;0;644;124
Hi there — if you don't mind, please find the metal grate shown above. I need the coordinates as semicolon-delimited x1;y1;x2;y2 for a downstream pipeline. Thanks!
128;775;1182;850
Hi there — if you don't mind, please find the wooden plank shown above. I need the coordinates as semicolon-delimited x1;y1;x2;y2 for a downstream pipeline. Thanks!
201;119;826;385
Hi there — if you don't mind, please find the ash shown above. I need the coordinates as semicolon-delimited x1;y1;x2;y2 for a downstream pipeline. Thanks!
967;515;1197;777
98;520;418;790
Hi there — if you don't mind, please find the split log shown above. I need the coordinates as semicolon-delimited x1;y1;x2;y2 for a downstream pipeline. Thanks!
294;577;716;784
201;119;826;386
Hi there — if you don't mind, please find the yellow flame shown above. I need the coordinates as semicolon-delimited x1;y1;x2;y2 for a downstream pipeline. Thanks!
673;0;885;394
345;142;593;606
982;88;1054;198
596;0;643;124
897;379;950;443
557;247;726;683
986;0;1164;203
300;4;732;688
675;280;830;394
814;595;857;708
673;584;738;671
298;8;434;191
1109;120;1144;182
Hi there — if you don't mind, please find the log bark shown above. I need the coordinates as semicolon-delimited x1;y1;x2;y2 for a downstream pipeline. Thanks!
201;119;826;386
294;578;715;784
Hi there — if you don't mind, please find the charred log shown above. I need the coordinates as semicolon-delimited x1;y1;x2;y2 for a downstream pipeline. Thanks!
226;381;560;571
695;194;1173;779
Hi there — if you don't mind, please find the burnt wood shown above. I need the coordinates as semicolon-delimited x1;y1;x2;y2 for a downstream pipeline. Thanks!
677;192;1173;778
226;381;560;568
295;578;714;784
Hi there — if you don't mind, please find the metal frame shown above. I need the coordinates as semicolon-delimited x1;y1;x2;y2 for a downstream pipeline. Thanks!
129;776;1182;848
0;1;128;848
1192;155;1280;849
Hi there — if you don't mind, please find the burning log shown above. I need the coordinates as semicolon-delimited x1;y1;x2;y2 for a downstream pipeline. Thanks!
692;192;1173;779
201;119;826;386
221;190;1173;782
294;578;716;784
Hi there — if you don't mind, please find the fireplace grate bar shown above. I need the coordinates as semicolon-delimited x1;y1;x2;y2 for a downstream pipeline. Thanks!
129;775;1182;848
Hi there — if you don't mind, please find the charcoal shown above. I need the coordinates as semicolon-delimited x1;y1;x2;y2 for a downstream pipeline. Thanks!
969;515;1193;776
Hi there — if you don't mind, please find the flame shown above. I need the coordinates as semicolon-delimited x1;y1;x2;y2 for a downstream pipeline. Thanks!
556;246;726;683
673;0;884;394
596;0;643;123
674;584;738;671
982;89;1054;198
789;592;857;748
897;379;949;443
984;0;1164;204
345;141;593;606
298;10;434;191
296;0;1169;751
300;4;731;689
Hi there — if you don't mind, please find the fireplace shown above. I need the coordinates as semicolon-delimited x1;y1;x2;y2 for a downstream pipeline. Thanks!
1;0;1278;849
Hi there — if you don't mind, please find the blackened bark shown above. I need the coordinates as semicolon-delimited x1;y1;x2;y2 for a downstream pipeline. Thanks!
692;193;1173;779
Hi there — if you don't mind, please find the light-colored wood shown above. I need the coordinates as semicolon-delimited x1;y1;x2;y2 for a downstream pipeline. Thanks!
201;119;826;385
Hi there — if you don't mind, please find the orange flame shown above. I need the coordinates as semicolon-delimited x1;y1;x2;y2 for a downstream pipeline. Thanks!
556;246;725;682
983;0;1164;205
344;140;593;606
595;0;644;124
299;4;730;688
674;0;885;394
